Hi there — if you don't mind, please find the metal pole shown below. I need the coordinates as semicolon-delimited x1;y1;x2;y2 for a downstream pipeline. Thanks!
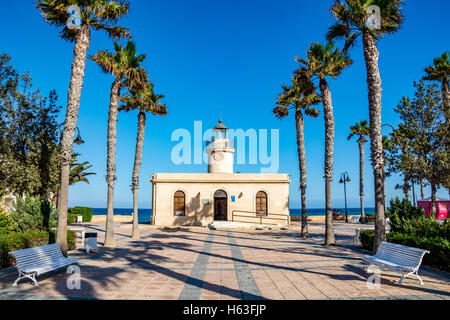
344;178;348;223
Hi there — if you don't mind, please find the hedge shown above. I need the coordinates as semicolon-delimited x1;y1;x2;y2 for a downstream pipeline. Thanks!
0;230;76;269
68;207;93;223
359;230;450;272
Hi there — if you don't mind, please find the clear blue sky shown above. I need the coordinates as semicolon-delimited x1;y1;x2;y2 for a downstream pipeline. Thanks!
1;0;448;209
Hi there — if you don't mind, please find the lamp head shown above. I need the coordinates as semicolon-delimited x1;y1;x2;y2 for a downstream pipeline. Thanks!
74;133;84;145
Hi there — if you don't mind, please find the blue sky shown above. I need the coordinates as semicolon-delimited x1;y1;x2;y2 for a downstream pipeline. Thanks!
1;0;448;209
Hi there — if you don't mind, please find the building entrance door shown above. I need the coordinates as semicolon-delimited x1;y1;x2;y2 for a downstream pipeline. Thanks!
214;190;228;221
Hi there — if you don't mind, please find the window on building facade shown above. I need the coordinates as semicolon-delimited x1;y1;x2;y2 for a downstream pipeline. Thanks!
256;191;268;216
174;191;186;216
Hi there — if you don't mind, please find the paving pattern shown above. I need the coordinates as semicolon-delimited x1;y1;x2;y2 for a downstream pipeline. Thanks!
0;222;449;300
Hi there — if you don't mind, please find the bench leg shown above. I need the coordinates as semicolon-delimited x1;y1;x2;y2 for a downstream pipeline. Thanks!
13;271;39;287
399;271;424;286
414;271;424;286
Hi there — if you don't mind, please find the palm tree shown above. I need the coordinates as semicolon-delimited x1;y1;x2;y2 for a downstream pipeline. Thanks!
119;82;167;240
273;67;321;238
90;41;147;247
54;153;96;209
348;120;370;223
298;42;352;246
37;0;131;255
69;153;96;186
327;0;404;253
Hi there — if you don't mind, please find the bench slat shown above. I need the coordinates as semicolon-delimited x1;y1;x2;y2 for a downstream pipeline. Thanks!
14;249;64;261
18;256;69;270
23;258;78;276
10;243;61;255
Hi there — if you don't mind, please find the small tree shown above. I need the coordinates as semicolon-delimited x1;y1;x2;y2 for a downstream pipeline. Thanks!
388;80;447;216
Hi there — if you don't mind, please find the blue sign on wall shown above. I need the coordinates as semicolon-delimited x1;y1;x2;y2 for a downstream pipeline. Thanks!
231;196;236;202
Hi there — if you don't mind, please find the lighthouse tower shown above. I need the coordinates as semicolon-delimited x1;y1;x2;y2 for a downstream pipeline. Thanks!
206;120;235;173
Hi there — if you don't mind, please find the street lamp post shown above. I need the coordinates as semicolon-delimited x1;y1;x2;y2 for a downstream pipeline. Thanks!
339;172;351;223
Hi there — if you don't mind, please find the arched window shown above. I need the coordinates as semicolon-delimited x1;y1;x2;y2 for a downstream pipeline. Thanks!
256;191;268;216
174;191;186;216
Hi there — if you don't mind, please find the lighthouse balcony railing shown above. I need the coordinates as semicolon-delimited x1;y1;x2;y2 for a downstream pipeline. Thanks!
232;210;290;227
206;139;235;149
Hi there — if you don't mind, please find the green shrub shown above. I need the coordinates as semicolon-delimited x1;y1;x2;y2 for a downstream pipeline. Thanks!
364;215;375;223
358;230;450;272
359;230;375;252
10;194;57;232
386;197;427;233
0;229;76;269
68;207;93;223
67;213;77;224
0;211;13;234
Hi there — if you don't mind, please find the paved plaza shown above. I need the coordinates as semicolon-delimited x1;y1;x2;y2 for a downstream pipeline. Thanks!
0;222;449;300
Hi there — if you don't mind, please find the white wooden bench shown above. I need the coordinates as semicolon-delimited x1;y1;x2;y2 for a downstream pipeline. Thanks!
9;243;78;287
362;241;429;286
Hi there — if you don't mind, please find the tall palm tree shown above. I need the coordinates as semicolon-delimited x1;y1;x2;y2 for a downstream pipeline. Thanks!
298;42;352;246
273;67;321;238
119;82;167;240
348;120;370;223
90;41;147;247
37;0;131;255
327;0;404;253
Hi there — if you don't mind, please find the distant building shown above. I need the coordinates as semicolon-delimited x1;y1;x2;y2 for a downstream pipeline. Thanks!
151;120;291;227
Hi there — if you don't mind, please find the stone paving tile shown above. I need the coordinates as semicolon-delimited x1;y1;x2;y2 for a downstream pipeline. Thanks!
0;223;449;300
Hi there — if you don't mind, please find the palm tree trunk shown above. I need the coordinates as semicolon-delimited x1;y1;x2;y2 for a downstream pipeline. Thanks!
362;31;385;254
412;182;416;206
358;139;366;223
131;111;146;240
295;108;308;238
320;78;335;246
104;77;122;248
57;24;91;256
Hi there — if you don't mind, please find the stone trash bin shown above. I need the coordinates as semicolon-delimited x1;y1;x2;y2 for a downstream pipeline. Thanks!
85;232;98;253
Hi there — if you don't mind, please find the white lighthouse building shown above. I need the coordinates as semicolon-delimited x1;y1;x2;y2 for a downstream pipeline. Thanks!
150;120;291;227
206;120;235;174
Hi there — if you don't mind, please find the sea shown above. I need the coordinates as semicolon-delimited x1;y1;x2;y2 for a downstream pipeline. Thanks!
93;207;375;224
